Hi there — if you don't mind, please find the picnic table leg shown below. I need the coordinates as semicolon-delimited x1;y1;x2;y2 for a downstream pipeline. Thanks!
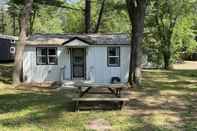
108;87;119;97
74;101;80;112
115;88;122;97
78;86;82;97
119;101;125;110
80;87;92;97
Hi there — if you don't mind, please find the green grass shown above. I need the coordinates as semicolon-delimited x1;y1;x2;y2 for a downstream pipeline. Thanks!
0;63;197;131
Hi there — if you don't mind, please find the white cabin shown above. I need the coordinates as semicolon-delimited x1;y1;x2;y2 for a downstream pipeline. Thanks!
23;34;130;85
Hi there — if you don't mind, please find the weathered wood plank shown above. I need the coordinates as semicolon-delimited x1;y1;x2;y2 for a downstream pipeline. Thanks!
75;83;129;89
72;97;129;101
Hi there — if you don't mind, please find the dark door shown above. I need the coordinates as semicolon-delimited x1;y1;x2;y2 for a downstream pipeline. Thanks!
71;48;86;79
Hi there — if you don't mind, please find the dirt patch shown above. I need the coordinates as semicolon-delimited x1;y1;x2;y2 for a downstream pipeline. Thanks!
86;118;112;131
173;61;197;70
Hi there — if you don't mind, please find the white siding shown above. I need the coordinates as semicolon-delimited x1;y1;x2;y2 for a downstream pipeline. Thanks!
120;47;130;82
86;47;96;81
23;45;130;83
63;48;71;80
23;47;33;82
86;46;130;83
23;46;66;82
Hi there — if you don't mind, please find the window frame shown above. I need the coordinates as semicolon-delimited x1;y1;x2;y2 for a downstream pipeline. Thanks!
107;47;120;67
36;47;58;65
10;46;15;54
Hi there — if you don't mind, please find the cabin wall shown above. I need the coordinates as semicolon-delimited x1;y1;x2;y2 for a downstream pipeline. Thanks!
23;45;130;83
86;46;130;83
23;46;66;82
0;38;15;61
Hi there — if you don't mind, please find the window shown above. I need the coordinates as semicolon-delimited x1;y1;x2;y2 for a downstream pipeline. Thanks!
107;47;120;67
10;47;15;54
48;48;58;65
36;47;57;65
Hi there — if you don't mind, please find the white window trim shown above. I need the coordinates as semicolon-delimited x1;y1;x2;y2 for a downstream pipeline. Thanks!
107;47;120;67
36;47;57;65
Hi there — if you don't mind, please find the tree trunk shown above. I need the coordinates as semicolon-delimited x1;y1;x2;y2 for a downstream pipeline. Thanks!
126;0;147;87
163;50;171;69
13;0;33;85
85;0;91;33
0;8;5;34
94;0;105;33
12;14;16;36
29;9;36;35
18;15;21;34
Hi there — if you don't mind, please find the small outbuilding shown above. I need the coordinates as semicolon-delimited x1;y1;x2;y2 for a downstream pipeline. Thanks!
23;34;131;85
0;35;17;61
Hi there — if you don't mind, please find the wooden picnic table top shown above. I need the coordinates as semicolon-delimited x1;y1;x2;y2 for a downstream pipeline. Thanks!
74;82;129;89
72;97;129;101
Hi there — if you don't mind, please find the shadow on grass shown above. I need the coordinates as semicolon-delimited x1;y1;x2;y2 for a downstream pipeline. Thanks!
142;69;197;92
129;69;197;130
0;63;13;84
143;69;197;79
143;80;197;92
127;117;175;131
0;89;76;127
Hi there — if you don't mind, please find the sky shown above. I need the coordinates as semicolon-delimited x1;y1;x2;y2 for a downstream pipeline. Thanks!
66;0;79;4
0;0;8;9
0;0;8;5
0;0;79;9
0;0;79;5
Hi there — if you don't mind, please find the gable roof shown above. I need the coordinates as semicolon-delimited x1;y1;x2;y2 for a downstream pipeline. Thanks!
63;37;92;46
26;33;130;46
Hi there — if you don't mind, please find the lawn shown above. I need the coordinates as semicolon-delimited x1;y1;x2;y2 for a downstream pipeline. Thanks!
0;63;197;131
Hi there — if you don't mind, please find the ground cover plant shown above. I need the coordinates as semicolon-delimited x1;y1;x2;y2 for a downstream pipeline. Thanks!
0;62;197;131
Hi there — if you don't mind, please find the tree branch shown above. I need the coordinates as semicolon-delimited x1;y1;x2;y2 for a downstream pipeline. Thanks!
94;0;106;33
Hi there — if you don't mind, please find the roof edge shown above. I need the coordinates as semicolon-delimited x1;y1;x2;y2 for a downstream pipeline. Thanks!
62;37;93;45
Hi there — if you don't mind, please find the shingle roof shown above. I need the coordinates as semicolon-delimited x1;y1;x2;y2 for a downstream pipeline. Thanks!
0;34;18;40
26;34;130;46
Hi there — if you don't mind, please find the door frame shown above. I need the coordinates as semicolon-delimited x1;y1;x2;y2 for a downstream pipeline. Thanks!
70;48;86;80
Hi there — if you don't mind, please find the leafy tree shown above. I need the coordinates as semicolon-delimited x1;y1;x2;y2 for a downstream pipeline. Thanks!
94;0;105;33
33;5;64;33
85;0;91;33
172;16;197;59
126;0;147;86
8;0;81;35
12;0;66;84
13;0;33;84
148;0;197;69
92;0;130;33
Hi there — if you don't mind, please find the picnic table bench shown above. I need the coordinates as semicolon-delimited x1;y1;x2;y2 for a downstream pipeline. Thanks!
72;83;129;111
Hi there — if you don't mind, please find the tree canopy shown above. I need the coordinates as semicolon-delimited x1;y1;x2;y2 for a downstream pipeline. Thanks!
0;0;196;82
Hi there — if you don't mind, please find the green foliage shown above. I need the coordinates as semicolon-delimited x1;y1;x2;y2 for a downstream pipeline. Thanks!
143;0;197;67
1;63;197;130
2;0;196;64
4;0;130;34
62;0;84;33
95;0;129;33
172;16;197;58
33;6;64;33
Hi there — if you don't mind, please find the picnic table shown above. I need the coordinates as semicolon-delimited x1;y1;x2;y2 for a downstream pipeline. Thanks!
72;82;129;111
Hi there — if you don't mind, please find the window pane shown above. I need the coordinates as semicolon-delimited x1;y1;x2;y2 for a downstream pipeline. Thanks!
48;48;56;55
48;56;57;65
10;47;15;54
37;56;47;64
37;47;57;65
108;47;120;67
109;57;119;66
37;48;47;56
109;48;117;56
